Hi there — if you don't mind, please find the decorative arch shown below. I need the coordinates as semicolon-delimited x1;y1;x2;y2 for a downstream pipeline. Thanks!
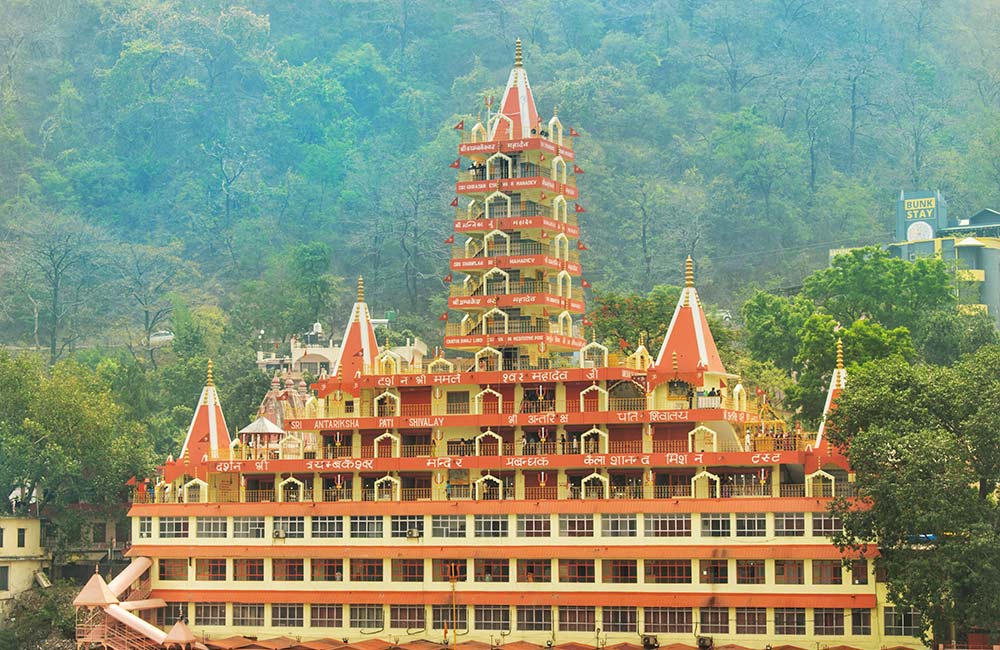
484;190;512;220
488;112;514;142
428;356;455;373
557;310;572;336
547;114;564;145
579;383;608;412
277;476;305;503
579;340;609;368
806;470;836;497
474;473;504;500
374;390;400;418
688;425;718;453
182;478;208;504
474;346;503;371
482;307;509;335
556;269;572;298
475;429;503;456
375;349;403;375
470;121;488;143
485;150;513;179
466;199;482;220
625;346;653;371
473;386;503;415
691;470;720;498
484;229;511;256
554;233;570;261
463;236;480;258
278;434;303;460
482;267;511;295
304;395;320;418
551;155;567;184
580;426;608;454
373;430;400;458
580;472;609;499
374;474;400;502
552;195;568;222
732;382;746;411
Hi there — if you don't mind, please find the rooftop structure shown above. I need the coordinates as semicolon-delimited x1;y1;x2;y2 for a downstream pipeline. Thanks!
78;43;922;650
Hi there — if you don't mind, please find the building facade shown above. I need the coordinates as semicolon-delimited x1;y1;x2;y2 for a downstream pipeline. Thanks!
0;516;48;611
76;43;923;650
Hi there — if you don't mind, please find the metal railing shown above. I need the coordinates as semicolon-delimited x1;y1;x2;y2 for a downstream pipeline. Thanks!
454;209;579;229
524;486;559;500
450;280;582;301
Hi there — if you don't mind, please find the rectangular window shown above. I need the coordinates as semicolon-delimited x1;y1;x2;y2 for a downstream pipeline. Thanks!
350;559;383;582
138;517;152;539
884;607;922;636
517;559;551;583
601;513;637;537
775;560;804;585
0;528;4;547
559;514;594;537
517;514;551;537
558;559;595;583
700;607;729;634
604;606;637;632
312;604;343;627
851;608;872;635
474;514;508;537
775;608;806;635
156;603;187;627
644;513;692;537
194;559;227;581
391;515;424;538
232;516;265;539
735;513;766;537
17;528;25;548
852;559;869;584
645;560;691;584
433;559;467;582
813;560;843;585
602;559;638;584
158;517;189;538
272;603;304;627
559;606;595;632
431;515;465;538
475;559;509;582
812;513;843;537
158;559;187;581
311;559;343;581
701;513;730;537
699;559;728;584
233;559;263;581
775;512;805;536
274;516;305;538
645;607;692;633
736;560;765;585
350;604;384;628
736;607;767;634
390;605;425;629
194;603;226;626
475;605;510;631
815;608;845;635
432;605;467;630
517;605;552;631
350;515;383;538
311;516;343;538
0;566;8;591
233;603;264;627
273;559;304;581
195;517;227;538
391;559;424;582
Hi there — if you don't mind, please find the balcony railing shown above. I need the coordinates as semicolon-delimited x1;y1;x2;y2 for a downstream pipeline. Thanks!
455;208;579;229
445;320;567;337
524;486;559;500
450;280;583;301
653;485;693;498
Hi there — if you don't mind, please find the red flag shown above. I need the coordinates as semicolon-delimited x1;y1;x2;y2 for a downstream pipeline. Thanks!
454;120;465;130
573;164;585;174
540;153;546;162
541;230;548;239
582;317;593;326
542;308;550;317
449;197;459;207
619;338;628;350
577;241;588;251
575;203;586;213
540;192;547;200
439;313;449;321
125;476;137;486
353;349;365;357
444;234;455;244
581;278;591;288
443;273;453;283
449;158;461;169
569;127;580;136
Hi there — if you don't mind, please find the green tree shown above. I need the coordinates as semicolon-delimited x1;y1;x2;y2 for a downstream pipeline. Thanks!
741;290;814;371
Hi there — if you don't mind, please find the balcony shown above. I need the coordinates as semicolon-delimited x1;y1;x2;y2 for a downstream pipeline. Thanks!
457;165;577;188
451;240;580;264
454;208;579;231
449;280;583;302
445;319;566;337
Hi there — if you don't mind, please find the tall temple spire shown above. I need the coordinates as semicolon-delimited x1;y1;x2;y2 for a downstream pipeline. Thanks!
488;39;540;140
685;256;694;288
316;274;380;398
817;339;849;446
178;359;231;464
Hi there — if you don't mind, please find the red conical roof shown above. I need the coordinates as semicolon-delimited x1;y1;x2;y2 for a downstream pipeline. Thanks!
488;39;540;141
650;257;727;387
178;360;231;462
317;276;379;398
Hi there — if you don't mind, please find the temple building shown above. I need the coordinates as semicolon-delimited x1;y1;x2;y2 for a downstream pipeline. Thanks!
76;42;923;650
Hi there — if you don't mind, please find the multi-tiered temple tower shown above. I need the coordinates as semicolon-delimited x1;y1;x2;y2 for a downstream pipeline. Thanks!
74;43;923;650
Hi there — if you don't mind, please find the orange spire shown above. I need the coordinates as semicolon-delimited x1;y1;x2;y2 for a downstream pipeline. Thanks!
489;40;540;141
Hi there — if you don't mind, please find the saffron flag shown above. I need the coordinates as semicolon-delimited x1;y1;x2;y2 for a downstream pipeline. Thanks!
125;476;137;486
619;338;628;350
569;127;580;136
449;197;459;207
444;234;455;244
443;273;453;283
582;317;593;326
577;241;588;251
540;192;547;200
575;203;586;213
449;158;461;169
439;313;449;321
541;230;548;239
574;164;585;174
542;308;550;317
540;153;546;161
581;278;591;288
454;120;464;130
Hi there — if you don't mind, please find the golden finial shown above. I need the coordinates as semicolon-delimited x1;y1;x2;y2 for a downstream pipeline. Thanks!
836;338;844;370
685;256;694;288
553;105;559;117
514;39;522;67
206;359;214;387
638;332;645;348
357;276;365;302
672;351;679;372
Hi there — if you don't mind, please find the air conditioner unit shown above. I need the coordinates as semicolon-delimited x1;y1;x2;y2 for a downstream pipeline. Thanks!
697;637;713;650
406;529;421;539
641;635;659;650
272;528;287;539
